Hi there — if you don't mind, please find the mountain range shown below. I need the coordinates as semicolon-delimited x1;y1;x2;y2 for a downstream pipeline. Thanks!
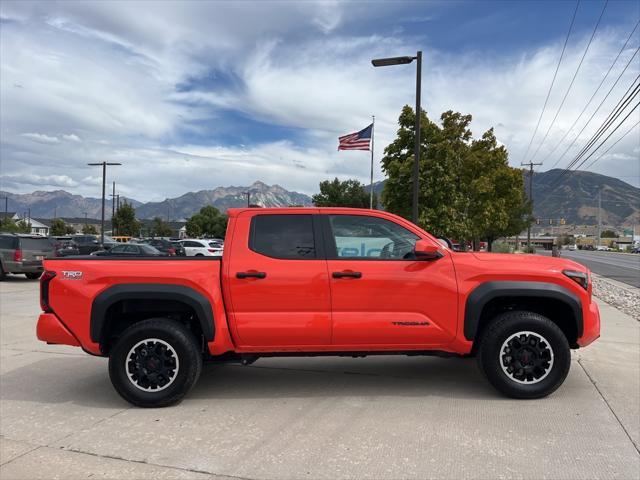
1;170;638;226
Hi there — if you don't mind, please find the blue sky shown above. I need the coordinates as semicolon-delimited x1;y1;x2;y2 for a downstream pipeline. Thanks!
1;0;638;201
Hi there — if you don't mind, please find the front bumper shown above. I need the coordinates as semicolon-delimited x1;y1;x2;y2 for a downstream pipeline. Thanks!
577;299;601;347
36;313;80;347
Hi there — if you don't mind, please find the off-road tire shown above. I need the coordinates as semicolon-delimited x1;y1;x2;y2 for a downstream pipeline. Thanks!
477;310;570;399
108;318;203;407
25;272;42;280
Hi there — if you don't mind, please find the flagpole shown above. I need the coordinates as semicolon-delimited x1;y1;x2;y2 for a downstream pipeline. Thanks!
370;115;375;209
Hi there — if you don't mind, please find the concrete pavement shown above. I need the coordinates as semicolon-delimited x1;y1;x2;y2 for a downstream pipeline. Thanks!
1;276;639;479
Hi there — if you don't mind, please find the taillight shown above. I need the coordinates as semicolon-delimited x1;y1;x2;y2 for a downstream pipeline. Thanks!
168;248;176;256
208;249;218;253
40;270;56;313
13;249;22;262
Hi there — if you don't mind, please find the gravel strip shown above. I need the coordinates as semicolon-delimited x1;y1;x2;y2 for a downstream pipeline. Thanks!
592;275;640;321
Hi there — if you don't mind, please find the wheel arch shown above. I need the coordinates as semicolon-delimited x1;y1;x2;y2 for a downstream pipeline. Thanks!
465;281;583;350
91;284;215;353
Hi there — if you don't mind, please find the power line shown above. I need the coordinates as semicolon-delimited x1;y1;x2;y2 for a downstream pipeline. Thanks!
529;0;609;164
540;19;639;167
533;90;640;211
564;81;639;170
584;119;640;170
571;101;640;171
522;0;580;162
539;98;639;201
549;58;640;171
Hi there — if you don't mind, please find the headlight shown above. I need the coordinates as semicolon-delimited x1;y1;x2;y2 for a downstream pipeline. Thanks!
563;269;588;290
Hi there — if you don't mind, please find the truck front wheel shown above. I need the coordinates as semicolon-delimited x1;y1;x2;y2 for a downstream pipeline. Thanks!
477;311;571;399
108;318;203;407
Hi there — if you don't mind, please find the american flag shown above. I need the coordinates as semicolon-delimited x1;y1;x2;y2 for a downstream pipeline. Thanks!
338;123;373;151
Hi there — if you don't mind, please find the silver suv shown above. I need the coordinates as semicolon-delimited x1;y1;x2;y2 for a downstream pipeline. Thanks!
0;234;55;280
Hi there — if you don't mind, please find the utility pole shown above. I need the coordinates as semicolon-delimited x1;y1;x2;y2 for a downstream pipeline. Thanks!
521;162;542;250
1;196;7;221
597;190;602;248
27;208;31;231
111;182;116;222
244;191;250;207
87;162;121;246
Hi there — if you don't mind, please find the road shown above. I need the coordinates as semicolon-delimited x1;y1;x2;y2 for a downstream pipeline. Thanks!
559;250;640;288
1;277;639;479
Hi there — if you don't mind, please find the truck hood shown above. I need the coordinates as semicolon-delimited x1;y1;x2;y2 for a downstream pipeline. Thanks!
469;252;587;273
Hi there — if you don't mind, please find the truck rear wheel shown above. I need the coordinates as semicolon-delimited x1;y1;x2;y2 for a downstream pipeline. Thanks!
477;311;570;399
108;318;202;407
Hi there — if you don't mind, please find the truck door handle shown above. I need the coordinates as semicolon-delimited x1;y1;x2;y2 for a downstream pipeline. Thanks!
236;271;267;279
332;271;362;279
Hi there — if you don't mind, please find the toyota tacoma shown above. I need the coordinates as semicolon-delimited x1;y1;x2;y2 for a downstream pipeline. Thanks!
36;208;600;407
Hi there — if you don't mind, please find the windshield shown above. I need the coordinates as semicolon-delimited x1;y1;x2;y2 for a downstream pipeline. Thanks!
140;244;161;254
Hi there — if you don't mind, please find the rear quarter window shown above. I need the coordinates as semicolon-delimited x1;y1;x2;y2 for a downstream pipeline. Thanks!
249;214;316;259
0;236;18;249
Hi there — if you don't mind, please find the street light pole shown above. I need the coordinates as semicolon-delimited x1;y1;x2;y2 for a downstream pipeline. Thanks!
372;51;423;224
413;51;422;224
88;162;121;246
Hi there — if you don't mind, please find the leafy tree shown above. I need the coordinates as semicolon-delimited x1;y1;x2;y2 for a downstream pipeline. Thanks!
151;217;174;237
0;217;30;233
312;178;377;208
111;201;141;237
381;106;530;250
82;223;98;235
601;230;617;238
50;218;76;235
185;206;227;238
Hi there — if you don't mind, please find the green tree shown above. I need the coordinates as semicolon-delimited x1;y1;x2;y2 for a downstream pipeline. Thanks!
111;201;141;237
185;206;227;238
601;230;617;238
151;217;174;237
381;106;530;249
312;178;376;208
50;218;76;235
82;223;98;235
0;217;30;233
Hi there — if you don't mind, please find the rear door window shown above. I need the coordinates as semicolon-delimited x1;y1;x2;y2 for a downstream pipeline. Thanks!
20;238;53;251
250;214;316;259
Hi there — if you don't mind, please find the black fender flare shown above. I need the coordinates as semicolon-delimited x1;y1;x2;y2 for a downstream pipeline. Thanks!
90;284;215;344
464;281;583;341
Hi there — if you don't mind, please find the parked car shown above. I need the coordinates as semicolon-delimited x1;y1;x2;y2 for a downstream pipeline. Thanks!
170;241;186;256
72;235;117;255
91;243;166;256
596;245;610;251
49;236;80;257
37;207;601;407
567;244;577;251
0;233;55;279
181;239;223;256
139;238;181;256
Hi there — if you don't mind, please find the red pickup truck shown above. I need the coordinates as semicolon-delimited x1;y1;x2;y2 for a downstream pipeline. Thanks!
37;208;600;407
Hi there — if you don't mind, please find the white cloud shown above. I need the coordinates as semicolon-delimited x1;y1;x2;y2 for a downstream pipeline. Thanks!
0;1;638;203
0;173;78;188
21;132;60;144
62;133;81;142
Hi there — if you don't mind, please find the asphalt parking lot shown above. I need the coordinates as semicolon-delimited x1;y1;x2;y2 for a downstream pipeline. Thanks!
1;276;639;480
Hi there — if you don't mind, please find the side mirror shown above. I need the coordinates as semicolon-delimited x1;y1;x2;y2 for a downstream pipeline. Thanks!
414;239;443;261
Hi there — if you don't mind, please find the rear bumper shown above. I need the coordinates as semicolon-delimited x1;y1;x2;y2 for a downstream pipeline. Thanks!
577;299;600;347
3;260;43;273
36;313;80;347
